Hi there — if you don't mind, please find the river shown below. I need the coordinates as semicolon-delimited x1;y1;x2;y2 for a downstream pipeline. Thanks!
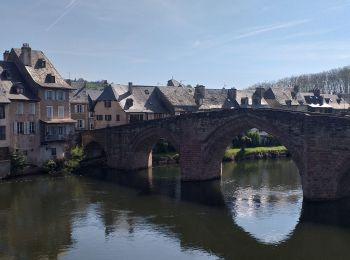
1;159;350;260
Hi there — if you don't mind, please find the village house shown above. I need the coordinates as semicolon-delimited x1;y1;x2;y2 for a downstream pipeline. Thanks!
93;82;169;129
70;81;89;131
0;88;10;178
1;43;76;166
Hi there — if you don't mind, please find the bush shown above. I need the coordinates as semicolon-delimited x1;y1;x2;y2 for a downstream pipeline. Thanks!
43;159;58;175
63;146;85;174
10;152;26;173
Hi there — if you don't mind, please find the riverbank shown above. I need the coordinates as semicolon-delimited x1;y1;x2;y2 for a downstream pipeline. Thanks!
153;146;289;165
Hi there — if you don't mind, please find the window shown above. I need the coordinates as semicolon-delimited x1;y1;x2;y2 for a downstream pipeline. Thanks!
15;122;24;134
51;148;57;156
58;126;66;135
0;126;5;140
58;106;64;118
75;104;84;113
154;113;163;119
29;122;35;134
105;115;112;121
104;101;111;108
17;87;24;94
29;103;36;115
96;115;103;121
47;106;53;119
17;103;24;114
46;74;56;83
0;105;5;119
56;90;65;101
77;119;85;129
45;90;54;100
129;114;144;123
116;114;120;121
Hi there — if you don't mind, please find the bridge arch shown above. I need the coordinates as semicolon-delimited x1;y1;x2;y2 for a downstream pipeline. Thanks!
204;114;302;163
84;141;106;160
127;126;180;170
199;113;305;190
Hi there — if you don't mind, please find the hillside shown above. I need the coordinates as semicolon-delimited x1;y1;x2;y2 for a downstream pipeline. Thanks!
249;66;350;94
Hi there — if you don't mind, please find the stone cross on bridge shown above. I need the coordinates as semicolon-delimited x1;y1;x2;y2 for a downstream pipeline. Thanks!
81;108;350;201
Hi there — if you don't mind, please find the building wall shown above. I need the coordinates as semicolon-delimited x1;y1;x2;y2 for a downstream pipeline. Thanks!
94;101;128;129
71;103;89;130
8;100;41;164
0;103;10;148
39;89;71;121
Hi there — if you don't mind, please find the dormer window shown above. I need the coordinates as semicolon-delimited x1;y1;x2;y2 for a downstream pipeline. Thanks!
37;58;46;68
46;73;56;83
144;89;149;95
126;98;134;108
17;87;24;94
325;98;330;104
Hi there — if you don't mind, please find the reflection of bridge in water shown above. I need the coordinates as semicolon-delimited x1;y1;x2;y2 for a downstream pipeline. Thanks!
82;108;350;201
83;166;350;259
2;169;350;259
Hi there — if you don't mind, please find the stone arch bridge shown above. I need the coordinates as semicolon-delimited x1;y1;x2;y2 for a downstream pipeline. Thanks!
81;108;350;201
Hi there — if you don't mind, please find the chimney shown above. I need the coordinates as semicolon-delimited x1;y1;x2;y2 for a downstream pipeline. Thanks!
194;85;205;105
21;43;32;66
227;88;237;100
3;50;9;61
313;88;321;97
128;82;133;94
255;87;265;98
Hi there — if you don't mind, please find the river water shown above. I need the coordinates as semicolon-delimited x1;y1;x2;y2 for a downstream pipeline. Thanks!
1;159;350;260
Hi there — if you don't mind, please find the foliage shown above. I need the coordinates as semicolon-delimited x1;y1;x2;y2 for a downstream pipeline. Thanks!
10;152;26;173
43;146;85;175
153;140;176;154
43;159;58;175
249;66;350;94
63;146;85;174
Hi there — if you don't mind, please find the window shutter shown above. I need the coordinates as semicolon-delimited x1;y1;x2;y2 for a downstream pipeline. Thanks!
14;122;17;134
74;105;77;113
82;105;85;113
82;120;85;129
63;91;66;100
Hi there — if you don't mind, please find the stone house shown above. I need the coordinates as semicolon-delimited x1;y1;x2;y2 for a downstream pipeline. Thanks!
1;43;76;165
94;82;169;129
70;81;90;131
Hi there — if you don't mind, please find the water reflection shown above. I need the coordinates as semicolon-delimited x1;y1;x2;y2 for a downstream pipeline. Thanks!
0;160;350;260
221;161;303;244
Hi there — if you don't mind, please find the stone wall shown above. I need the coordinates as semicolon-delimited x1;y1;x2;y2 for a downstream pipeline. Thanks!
81;108;350;201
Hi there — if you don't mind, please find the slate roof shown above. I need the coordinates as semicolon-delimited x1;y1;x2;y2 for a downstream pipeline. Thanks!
12;48;72;89
157;86;196;109
264;87;300;106
97;84;169;113
199;89;237;110
71;82;88;104
0;61;38;102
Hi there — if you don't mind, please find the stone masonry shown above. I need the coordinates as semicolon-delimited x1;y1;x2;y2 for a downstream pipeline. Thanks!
81;108;350;201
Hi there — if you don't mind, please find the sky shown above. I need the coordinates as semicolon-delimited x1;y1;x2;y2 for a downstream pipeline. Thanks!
2;0;350;89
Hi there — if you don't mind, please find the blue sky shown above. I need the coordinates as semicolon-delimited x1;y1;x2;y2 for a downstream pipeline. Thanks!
2;0;350;88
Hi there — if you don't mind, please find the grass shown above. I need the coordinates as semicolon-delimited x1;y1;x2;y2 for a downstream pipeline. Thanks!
225;146;287;158
153;146;287;163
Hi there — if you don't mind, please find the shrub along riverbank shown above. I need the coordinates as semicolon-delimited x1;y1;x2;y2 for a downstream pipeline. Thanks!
153;146;289;165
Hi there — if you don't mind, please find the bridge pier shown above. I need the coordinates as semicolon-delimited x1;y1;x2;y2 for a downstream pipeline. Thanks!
180;142;222;181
